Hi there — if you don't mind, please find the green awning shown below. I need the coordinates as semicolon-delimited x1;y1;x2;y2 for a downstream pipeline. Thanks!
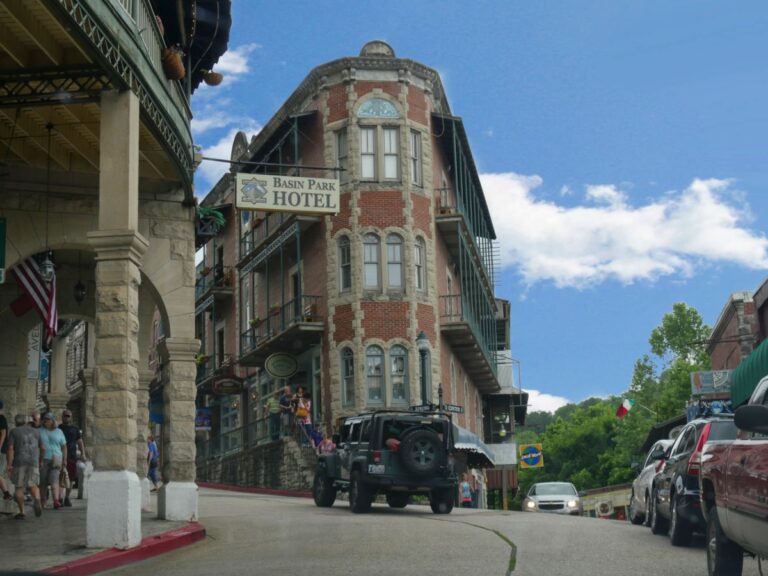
731;338;768;406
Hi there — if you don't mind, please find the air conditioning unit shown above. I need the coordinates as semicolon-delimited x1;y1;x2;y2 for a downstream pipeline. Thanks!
597;501;614;517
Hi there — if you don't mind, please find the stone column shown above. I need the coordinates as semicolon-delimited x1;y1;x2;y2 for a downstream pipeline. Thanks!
85;89;145;550
0;367;18;416
157;337;199;521
47;337;70;417
137;368;153;510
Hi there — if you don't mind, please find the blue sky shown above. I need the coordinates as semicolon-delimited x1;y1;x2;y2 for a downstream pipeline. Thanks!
192;2;768;412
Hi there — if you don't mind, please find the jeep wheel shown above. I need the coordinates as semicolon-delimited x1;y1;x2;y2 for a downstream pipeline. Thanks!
386;493;409;509
707;507;743;576
349;471;372;513
430;488;454;515
400;428;443;475
649;486;669;535
313;471;336;508
669;493;691;546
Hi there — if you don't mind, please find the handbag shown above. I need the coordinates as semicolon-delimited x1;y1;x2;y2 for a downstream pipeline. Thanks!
295;406;309;419
59;467;71;490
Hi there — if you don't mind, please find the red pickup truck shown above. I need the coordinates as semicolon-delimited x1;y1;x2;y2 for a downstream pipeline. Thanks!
700;378;768;576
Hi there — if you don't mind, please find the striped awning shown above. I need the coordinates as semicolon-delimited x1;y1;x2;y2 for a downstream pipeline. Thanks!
731;338;768;406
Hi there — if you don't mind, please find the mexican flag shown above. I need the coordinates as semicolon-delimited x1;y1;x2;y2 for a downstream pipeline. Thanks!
616;398;635;418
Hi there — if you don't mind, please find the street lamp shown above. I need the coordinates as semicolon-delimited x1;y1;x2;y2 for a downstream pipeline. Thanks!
416;331;429;405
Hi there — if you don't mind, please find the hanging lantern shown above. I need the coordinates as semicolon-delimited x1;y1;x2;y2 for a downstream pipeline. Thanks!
39;256;55;282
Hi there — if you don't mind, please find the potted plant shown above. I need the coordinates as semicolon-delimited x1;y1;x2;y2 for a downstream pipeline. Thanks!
249;317;260;328
161;45;185;80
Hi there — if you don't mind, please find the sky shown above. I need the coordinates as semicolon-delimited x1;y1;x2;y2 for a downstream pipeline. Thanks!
191;1;768;413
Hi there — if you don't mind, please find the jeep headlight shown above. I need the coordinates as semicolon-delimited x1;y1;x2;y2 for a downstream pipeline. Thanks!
567;499;578;508
525;500;536;509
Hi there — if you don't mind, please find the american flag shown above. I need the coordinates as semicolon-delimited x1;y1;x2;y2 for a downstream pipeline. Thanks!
11;255;57;344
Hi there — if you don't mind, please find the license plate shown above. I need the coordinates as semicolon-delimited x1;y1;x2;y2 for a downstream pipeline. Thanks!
368;464;385;474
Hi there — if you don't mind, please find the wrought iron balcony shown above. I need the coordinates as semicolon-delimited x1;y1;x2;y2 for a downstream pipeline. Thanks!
240;295;325;366
196;353;234;387
195;265;234;303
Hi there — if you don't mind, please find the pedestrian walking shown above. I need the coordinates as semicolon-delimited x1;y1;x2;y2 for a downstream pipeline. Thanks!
264;390;282;441
7;413;44;519
39;412;67;509
310;423;323;449
147;435;160;491
460;474;473;508
316;430;336;455
0;400;13;501
29;410;41;428
59;409;86;507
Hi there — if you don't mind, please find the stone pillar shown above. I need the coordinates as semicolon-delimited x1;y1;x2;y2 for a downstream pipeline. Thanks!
47;337;70;417
137;369;153;510
0;367;18;416
85;88;145;550
157;337;199;521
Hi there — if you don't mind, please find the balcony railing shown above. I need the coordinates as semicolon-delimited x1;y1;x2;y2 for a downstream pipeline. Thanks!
195;414;317;461
240;213;292;261
240;295;323;356
196;353;234;385
195;265;234;301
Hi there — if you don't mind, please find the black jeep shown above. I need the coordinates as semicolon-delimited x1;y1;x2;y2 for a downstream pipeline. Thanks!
313;410;457;514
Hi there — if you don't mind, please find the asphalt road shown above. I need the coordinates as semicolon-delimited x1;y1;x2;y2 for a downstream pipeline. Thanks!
107;488;764;576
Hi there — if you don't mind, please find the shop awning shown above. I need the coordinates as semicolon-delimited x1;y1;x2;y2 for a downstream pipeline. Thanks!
731;338;768;406
452;424;495;468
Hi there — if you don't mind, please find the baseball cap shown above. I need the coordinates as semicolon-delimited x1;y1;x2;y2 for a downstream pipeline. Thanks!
42;412;55;421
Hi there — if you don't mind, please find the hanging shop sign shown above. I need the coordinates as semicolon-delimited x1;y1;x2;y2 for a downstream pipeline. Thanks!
519;443;544;469
690;370;733;396
235;173;340;215
265;353;298;379
213;378;244;395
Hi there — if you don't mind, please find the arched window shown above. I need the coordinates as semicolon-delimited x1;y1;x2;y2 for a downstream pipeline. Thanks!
366;345;384;404
341;347;355;407
414;237;426;292
390;345;408;404
363;233;380;290
338;235;351;293
386;234;403;289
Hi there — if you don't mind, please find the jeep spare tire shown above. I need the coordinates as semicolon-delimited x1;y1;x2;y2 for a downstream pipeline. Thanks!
399;428;443;475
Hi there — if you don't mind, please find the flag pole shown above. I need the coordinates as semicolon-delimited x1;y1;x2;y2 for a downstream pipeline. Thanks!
633;402;657;416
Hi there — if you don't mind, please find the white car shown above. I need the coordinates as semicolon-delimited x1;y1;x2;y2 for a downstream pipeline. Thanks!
628;439;674;525
522;482;582;515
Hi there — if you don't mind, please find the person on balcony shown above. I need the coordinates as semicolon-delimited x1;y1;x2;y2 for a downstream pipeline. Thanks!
264;390;282;442
295;392;312;446
279;385;293;437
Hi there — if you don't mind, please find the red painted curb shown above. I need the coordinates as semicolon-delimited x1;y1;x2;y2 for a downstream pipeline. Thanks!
42;522;206;576
197;481;312;499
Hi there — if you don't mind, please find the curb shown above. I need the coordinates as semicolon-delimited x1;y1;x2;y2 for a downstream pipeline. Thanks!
42;522;206;576
197;481;312;499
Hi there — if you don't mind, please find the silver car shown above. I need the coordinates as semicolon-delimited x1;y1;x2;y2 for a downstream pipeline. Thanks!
628;439;674;525
522;482;582;515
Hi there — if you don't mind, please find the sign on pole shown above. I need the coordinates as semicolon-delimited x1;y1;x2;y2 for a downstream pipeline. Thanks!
236;173;340;215
519;443;544;469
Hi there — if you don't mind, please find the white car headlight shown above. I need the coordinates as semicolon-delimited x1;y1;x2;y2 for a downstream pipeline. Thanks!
525;500;536;509
567;500;578;508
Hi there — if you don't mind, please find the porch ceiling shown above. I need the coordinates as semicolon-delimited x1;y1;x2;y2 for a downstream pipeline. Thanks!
0;0;181;185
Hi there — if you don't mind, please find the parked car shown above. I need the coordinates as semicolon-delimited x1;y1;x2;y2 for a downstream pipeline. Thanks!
648;415;738;545
522;482;582;515
700;379;768;576
313;410;457;514
628;439;674;525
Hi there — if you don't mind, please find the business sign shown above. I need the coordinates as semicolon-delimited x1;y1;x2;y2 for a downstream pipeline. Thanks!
410;404;436;413
265;353;298;379
213;378;244;395
27;324;41;380
519;443;544;469
235;173;340;215
690;370;733;396
443;403;464;414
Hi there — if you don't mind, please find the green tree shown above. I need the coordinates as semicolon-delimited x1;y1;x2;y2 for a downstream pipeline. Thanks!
649;302;711;365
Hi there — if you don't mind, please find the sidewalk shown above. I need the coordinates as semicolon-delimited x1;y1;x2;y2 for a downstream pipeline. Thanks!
0;494;203;574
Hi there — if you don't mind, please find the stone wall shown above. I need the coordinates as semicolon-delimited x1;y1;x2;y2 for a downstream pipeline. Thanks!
196;437;316;491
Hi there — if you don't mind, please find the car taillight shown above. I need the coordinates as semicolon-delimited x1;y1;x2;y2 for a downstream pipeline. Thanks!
688;423;711;476
373;451;381;464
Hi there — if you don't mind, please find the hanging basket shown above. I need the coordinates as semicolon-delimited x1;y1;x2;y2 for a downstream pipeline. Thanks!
202;71;224;86
162;47;186;80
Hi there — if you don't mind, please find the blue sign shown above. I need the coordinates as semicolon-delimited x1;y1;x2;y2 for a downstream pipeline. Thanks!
519;444;544;469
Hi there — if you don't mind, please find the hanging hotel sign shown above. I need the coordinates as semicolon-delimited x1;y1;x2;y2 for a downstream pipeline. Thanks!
213;378;244;395
235;173;340;215
265;353;298;379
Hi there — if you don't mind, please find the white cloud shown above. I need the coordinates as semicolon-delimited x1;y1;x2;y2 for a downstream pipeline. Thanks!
214;43;260;76
195;122;261;194
526;389;571;413
481;173;768;289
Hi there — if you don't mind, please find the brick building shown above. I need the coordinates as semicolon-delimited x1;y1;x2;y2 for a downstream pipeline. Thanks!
195;41;524;490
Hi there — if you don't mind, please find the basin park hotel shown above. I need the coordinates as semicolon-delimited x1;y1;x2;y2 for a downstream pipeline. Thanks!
193;41;528;505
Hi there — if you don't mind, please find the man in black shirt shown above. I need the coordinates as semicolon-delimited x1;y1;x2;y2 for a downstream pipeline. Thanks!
59;409;86;507
0;400;12;500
